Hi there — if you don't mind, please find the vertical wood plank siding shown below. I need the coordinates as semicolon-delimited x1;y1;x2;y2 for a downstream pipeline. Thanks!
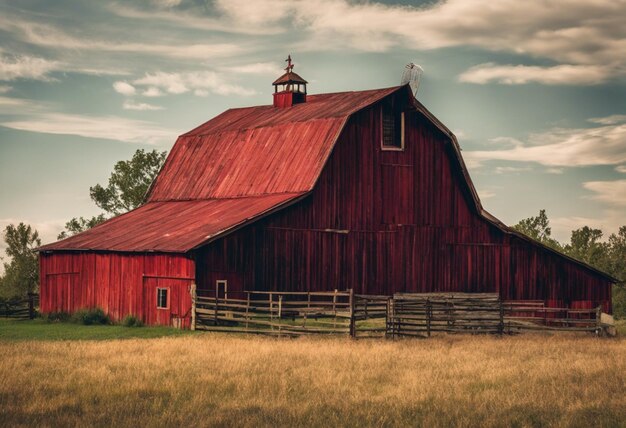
196;97;612;312
40;252;195;326
40;88;613;323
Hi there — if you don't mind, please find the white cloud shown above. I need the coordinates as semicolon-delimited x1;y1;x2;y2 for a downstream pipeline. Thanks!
494;166;532;174
589;115;626;125
545;168;564;174
223;62;283;75
150;0;183;7
142;87;164;97
465;118;626;167
0;15;242;60
113;81;136;95
583;180;626;206
0;96;39;112
616;165;626;173
458;63;613;85
551;210;624;242
0;54;59;81
122;100;163;111
5;0;625;85
215;0;626;84
109;4;280;35
1;112;177;144
133;71;256;96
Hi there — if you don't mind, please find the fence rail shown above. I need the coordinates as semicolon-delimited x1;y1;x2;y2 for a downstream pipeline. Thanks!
1;293;38;319
194;289;353;336
191;288;607;337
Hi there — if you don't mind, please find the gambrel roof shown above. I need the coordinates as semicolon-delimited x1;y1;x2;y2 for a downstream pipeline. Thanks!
40;87;399;252
37;85;617;281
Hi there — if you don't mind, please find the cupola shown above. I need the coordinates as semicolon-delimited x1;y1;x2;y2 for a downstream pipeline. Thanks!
272;55;307;108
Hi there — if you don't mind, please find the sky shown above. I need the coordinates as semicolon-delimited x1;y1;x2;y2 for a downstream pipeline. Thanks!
0;0;625;269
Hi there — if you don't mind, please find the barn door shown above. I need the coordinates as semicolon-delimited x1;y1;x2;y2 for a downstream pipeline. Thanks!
143;277;193;327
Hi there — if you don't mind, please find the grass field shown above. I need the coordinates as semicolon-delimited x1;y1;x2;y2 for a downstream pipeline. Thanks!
0;319;194;341
0;322;625;427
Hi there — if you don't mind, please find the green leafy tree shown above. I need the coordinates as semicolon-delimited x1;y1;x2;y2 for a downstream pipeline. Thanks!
607;227;626;319
512;209;562;250
563;226;611;273
0;223;41;298
58;149;167;239
57;215;107;240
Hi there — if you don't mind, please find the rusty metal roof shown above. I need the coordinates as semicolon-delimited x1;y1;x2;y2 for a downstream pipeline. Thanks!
42;86;400;252
40;194;303;252
148;87;400;201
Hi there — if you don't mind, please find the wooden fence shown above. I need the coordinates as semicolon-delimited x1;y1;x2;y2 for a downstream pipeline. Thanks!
388;293;504;337
504;300;602;333
194;289;353;336
191;288;606;337
0;293;38;319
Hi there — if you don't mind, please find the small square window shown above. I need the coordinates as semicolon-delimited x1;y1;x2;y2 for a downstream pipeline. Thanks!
157;288;168;309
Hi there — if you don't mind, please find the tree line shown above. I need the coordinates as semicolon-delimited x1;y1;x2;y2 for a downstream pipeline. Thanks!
1;149;624;318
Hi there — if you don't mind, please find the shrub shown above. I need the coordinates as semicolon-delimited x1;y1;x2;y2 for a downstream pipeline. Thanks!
122;315;144;327
44;311;71;322
71;308;109;325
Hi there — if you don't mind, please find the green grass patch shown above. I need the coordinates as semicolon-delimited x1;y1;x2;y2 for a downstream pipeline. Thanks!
0;319;196;341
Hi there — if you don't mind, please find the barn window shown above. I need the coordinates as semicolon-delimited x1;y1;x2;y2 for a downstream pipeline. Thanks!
156;288;169;309
381;104;404;150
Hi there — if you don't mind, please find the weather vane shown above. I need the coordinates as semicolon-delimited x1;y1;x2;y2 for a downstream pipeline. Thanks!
285;54;294;73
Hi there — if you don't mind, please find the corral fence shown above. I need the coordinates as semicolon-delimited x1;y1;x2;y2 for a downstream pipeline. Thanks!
0;293;39;320
191;288;609;337
193;288;353;336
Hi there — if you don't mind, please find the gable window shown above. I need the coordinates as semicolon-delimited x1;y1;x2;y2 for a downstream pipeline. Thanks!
156;288;169;309
381;104;405;150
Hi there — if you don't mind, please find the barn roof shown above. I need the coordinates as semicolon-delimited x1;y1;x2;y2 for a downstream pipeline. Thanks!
40;87;399;252
38;84;616;281
39;194;303;252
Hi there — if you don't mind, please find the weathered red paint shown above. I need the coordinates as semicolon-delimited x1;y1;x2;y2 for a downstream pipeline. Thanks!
40;252;194;326
40;85;615;326
193;88;613;312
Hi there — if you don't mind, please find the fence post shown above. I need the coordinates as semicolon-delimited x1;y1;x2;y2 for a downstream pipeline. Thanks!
333;289;338;329
190;283;196;331
245;292;250;331
214;288;219;326
498;298;504;336
386;297;394;339
349;288;355;338
596;305;602;335
426;298;432;338
28;292;35;320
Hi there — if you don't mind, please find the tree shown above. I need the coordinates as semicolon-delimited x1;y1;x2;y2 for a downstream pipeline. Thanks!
0;223;41;298
58;149;167;239
57;215;107;240
563;226;611;273
607;227;626;319
512;209;562;250
608;226;626;284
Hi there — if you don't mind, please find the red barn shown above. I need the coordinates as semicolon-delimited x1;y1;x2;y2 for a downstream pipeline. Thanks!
39;65;614;326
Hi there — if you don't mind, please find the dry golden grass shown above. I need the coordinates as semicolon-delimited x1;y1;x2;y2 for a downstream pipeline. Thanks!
1;333;625;427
